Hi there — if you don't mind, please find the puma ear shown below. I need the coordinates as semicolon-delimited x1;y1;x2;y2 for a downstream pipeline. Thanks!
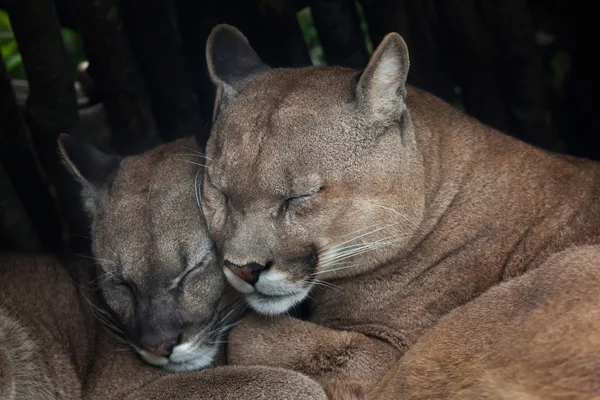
58;133;122;193
355;32;410;121
206;24;269;96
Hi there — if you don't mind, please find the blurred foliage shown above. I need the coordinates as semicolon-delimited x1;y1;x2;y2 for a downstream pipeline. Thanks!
0;9;86;80
550;50;570;95
297;6;325;66
297;1;373;66
355;1;373;55
0;10;21;76
0;4;575;104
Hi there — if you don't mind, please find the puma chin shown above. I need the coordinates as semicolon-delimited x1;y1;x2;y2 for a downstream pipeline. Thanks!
202;25;423;316
60;135;236;371
223;267;313;315
134;335;220;372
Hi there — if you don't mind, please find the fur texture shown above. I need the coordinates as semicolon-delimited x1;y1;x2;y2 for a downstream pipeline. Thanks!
202;24;600;398
1;137;327;399
370;245;600;400
60;135;238;371
0;253;327;399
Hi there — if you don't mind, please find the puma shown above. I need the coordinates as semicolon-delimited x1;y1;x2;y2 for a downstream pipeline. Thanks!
0;254;326;399
59;134;235;372
0;135;327;399
201;24;600;398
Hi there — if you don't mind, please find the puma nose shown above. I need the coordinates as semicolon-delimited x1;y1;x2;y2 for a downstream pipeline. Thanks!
224;261;268;285
141;335;179;358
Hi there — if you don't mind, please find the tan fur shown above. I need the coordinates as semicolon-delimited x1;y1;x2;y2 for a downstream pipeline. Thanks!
370;245;600;400
203;24;600;398
0;253;327;399
0;138;327;399
59;135;237;371
0;254;95;400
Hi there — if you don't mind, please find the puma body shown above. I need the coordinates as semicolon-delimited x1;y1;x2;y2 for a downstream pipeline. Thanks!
0;137;327;399
0;254;93;400
308;86;600;353
370;245;600;400
0;253;328;400
59;135;235;371
202;25;600;398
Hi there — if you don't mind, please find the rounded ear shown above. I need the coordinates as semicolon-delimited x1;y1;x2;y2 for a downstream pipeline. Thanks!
58;133;122;189
206;24;270;95
355;32;410;121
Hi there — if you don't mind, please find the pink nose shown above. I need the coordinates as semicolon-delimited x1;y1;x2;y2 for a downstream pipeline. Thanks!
146;344;172;357
141;335;178;358
224;261;267;285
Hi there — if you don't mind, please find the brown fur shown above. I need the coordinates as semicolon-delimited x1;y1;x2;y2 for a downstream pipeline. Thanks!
59;135;236;371
203;24;600;398
0;137;327;399
370;245;600;400
0;253;327;399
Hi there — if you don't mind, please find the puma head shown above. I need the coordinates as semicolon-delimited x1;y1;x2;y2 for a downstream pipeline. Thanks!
59;135;232;371
202;25;425;315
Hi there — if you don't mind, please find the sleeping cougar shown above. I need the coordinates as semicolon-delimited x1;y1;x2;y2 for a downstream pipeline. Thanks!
59;134;234;372
0;254;326;399
0;135;327;399
201;24;600;398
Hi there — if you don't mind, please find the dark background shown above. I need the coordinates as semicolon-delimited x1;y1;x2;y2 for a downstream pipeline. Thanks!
0;0;597;255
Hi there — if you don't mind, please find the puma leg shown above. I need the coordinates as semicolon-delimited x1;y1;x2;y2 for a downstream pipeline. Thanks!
228;313;399;389
121;365;327;400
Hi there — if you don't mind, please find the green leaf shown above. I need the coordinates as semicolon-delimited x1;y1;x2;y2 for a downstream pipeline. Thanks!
0;10;11;29
296;7;326;66
5;53;21;70
1;40;17;56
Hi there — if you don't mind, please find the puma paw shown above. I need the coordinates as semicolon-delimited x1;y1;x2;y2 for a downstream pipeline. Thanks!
324;379;366;400
227;313;304;366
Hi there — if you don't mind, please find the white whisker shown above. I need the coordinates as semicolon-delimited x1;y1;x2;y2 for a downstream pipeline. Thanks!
370;203;419;230
321;223;396;253
76;253;118;266
177;146;212;161
176;159;209;168
310;279;341;291
194;167;202;211
82;270;115;289
313;263;361;276
106;247;119;259
321;230;411;267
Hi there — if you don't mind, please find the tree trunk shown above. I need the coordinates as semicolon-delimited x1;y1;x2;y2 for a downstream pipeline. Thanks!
0;54;63;251
69;0;162;154
359;0;426;89
217;0;310;69
308;0;369;69
487;0;564;152
432;0;513;133
0;160;43;252
172;0;220;139
6;0;87;251
402;0;454;103
120;0;206;143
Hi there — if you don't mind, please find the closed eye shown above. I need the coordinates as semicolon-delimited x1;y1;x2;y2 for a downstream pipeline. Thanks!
282;186;324;213
178;261;204;288
212;184;230;205
117;281;135;292
206;175;229;204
